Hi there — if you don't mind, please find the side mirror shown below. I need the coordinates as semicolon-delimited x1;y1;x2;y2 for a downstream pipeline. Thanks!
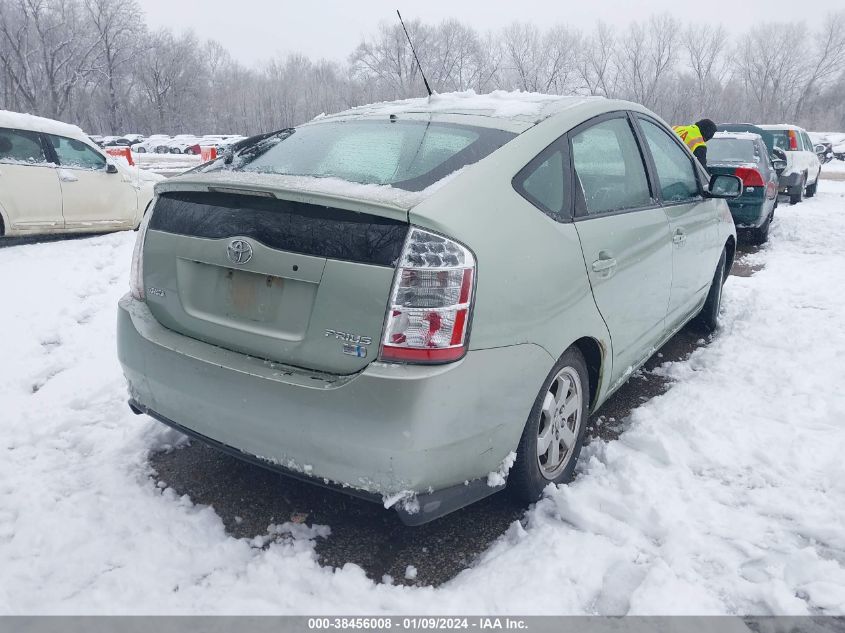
106;163;119;174
772;147;787;161
705;174;742;199
814;144;826;155
772;158;787;174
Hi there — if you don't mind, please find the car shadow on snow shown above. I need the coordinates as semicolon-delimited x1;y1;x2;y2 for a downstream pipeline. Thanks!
0;232;102;249
147;245;764;588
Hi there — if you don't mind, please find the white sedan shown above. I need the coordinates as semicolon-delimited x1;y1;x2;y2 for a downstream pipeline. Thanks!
0;110;157;238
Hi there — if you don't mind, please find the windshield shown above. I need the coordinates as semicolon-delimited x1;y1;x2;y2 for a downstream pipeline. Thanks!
708;138;758;163
201;120;516;192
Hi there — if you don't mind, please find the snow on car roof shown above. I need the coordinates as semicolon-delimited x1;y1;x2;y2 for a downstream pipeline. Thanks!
758;124;805;131
316;90;603;129
0;109;85;139
713;131;761;141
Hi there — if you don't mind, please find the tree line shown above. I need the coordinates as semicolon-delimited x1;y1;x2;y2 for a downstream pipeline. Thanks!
2;0;845;136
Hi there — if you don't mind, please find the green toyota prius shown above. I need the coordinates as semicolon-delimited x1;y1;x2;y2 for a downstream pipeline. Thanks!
117;93;740;524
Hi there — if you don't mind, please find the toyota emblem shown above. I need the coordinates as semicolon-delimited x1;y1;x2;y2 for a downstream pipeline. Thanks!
227;239;253;265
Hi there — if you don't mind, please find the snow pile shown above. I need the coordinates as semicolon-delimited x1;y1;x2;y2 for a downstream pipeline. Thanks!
487;451;517;488
0;184;844;614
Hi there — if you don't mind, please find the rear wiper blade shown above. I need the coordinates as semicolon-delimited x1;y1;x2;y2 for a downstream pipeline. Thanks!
224;128;295;164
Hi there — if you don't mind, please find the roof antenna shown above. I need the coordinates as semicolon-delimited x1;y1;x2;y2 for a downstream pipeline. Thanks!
396;10;432;97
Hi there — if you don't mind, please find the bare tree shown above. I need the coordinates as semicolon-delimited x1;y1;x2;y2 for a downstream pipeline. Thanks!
349;19;433;98
0;0;101;119
793;12;845;119
136;29;204;132
84;0;143;133
578;23;618;97
3;8;845;136
616;14;679;109
736;22;806;121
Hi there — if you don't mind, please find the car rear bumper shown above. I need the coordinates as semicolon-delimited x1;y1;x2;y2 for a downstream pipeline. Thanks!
117;295;553;522
779;171;804;192
727;199;769;228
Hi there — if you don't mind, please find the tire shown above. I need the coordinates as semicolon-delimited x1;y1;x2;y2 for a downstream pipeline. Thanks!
751;214;771;245
509;347;589;503
790;175;806;205
693;248;727;333
806;176;818;198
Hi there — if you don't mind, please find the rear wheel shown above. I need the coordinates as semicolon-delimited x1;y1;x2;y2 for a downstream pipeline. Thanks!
790;175;806;205
806;174;818;198
693;248;727;333
751;213;771;244
509;347;589;503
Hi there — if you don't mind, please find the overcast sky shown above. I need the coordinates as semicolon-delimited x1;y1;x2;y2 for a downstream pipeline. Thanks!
139;0;842;65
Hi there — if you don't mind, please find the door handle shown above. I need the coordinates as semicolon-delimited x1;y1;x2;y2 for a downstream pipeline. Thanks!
672;230;687;245
591;253;617;273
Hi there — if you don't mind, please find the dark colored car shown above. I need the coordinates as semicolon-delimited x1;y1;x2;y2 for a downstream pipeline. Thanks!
708;131;783;243
104;138;133;147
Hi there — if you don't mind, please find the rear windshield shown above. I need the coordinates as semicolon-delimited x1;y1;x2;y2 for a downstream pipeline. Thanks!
201;120;516;192
768;130;794;152
708;138;758;163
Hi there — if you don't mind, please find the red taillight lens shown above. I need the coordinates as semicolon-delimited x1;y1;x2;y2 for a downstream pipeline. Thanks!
788;130;799;150
380;228;476;364
734;167;765;187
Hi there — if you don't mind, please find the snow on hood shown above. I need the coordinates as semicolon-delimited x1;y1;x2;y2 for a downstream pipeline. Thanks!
157;168;466;211
320;89;600;124
0;109;86;139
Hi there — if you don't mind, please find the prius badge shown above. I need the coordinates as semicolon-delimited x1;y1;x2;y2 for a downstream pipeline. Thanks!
325;329;372;358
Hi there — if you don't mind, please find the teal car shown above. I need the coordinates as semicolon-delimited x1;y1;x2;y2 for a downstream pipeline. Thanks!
707;131;783;244
117;95;740;524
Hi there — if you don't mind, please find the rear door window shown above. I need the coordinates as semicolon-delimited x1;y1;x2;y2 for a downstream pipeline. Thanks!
637;118;701;203
802;132;814;152
48;135;107;170
0;128;48;165
570;116;652;216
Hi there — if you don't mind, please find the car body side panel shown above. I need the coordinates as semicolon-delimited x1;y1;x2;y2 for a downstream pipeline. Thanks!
0;162;63;234
664;198;722;328
574;208;672;387
408;98;732;410
59;166;138;230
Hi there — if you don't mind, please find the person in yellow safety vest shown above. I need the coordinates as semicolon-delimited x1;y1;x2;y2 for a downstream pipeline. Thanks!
673;119;718;170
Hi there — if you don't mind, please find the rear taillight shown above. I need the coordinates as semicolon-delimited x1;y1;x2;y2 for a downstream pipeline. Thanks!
734;167;765;187
788;130;799;150
380;228;476;364
129;202;153;300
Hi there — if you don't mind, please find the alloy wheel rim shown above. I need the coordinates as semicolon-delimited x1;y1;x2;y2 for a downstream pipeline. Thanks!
536;366;583;480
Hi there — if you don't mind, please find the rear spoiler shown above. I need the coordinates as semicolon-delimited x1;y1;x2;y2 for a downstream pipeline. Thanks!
717;124;775;155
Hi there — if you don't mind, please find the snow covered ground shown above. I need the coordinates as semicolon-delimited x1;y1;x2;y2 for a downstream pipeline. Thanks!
1;183;845;614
